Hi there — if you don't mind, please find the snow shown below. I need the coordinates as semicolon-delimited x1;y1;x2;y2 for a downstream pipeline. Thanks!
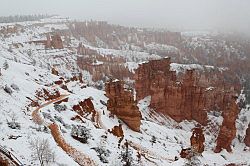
0;16;249;166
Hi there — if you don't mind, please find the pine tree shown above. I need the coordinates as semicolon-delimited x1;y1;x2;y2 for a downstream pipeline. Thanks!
3;61;9;70
150;136;157;145
120;140;133;166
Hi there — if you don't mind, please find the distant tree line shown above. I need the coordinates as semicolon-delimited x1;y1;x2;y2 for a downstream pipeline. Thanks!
0;14;55;23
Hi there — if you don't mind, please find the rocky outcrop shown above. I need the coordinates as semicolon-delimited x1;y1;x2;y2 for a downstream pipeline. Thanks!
45;34;63;49
244;123;250;147
51;67;59;76
72;98;96;122
135;58;209;125
135;58;240;152
190;127;205;153
77;53;132;82
35;88;61;101
105;80;141;132
215;97;239;153
77;43;98;55
109;124;124;137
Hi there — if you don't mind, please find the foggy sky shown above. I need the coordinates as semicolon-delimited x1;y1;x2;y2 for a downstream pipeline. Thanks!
0;0;250;33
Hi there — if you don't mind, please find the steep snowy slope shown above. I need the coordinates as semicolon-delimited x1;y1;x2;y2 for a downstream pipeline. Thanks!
0;16;250;166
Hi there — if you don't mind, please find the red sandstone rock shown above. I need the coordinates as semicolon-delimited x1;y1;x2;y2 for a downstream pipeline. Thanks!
45;34;63;49
244;123;250;147
71;115;85;123
36;88;60;101
77;53;131;82
135;58;240;152
77;43;98;55
109;124;124;137
72;98;96;122
190;127;205;153
180;148;192;159
105;80;141;132
51;67;59;76
215;97;239;153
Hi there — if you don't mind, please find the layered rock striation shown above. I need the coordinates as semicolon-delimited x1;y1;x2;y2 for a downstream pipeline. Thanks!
135;57;240;152
105;80;141;132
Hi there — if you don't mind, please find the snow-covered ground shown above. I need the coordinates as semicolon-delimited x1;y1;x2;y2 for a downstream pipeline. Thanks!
0;17;249;166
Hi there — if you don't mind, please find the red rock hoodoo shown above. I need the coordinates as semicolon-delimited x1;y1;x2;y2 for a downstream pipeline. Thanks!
109;124;124;137
190;127;205;153
244;123;250;147
215;98;239;152
134;58;240;152
72;98;96;122
105;80;141;132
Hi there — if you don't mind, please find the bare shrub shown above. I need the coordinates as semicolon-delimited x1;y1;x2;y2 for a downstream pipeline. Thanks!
29;138;55;166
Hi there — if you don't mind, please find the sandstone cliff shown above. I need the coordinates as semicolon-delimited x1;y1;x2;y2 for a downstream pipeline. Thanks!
190;127;205;153
105;80;141;132
135;58;240;152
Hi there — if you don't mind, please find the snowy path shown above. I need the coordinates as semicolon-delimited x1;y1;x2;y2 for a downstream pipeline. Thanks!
49;123;96;166
31;94;96;166
128;141;175;164
95;111;107;130
31;94;69;126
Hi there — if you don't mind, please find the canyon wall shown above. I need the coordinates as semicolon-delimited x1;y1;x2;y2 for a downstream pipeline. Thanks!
134;58;240;152
77;48;132;81
45;34;64;49
105;80;141;132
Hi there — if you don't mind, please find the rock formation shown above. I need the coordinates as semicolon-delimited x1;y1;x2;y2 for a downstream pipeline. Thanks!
77;43;98;55
244;123;250;147
109;124;124;137
77;53;132;82
135;58;240;152
45;34;63;49
51;67;59;76
190;127;205;153
72;98;96;122
214;97;239;153
105;80;141;132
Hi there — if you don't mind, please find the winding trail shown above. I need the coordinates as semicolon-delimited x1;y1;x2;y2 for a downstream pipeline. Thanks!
31;94;96;166
128;141;175;164
95;111;107;130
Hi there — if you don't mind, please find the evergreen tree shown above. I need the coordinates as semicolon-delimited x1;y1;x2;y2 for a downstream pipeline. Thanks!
3;61;9;70
120;140;133;166
150;136;157;146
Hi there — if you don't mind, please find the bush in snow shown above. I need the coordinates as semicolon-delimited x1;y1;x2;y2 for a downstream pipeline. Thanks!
71;125;91;143
42;112;53;120
7;112;20;129
29;138;55;166
4;85;13;94
240;116;247;124
150;136;157;145
185;155;201;166
92;147;111;163
54;104;67;112
11;83;19;91
3;60;9;70
54;115;66;126
119;140;133;166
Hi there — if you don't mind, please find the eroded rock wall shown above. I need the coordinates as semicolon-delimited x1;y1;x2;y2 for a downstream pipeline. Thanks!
135;58;240;152
105;80;141;132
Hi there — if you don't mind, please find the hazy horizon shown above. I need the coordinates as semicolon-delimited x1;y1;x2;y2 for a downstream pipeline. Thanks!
1;0;250;34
